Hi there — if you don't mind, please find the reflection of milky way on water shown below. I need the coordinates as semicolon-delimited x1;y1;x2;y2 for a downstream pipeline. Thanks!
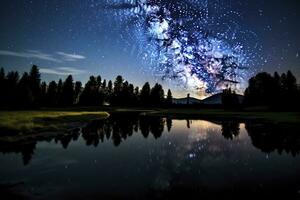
1;118;300;198
104;0;262;94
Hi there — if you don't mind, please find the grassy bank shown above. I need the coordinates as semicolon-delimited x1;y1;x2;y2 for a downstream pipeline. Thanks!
0;111;109;134
146;108;300;124
0;108;299;135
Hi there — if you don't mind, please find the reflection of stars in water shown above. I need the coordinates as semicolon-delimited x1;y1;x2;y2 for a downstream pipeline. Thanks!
104;0;262;94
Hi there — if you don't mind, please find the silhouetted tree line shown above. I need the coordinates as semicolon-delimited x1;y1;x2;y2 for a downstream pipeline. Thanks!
0;65;173;108
221;70;299;110
221;88;240;109
244;71;299;110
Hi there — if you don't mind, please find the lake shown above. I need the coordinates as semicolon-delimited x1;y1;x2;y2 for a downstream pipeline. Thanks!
1;114;300;199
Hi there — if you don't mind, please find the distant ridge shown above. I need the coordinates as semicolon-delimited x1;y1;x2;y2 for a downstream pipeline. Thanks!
172;97;202;105
201;93;223;105
173;93;244;105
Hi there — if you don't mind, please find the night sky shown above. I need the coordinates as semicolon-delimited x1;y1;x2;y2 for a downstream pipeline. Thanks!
0;0;299;98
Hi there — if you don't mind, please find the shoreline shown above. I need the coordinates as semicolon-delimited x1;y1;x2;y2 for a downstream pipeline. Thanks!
0;108;299;135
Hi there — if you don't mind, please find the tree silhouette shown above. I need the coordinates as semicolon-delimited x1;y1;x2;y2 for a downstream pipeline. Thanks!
244;72;275;106
96;75;102;89
47;81;58;106
150;83;165;106
107;80;113;93
79;76;105;106
0;68;5;106
122;81;130;105
285;71;298;108
29;65;41;106
40;81;47;106
128;83;135;105
74;81;82;104
133;86;140;105
6;71;19;106
0;67;4;80
111;75;123;105
18;72;33;107
61;75;74;106
244;71;299;110
102;79;106;89
106;80;113;103
166;89;173;105
57;79;63;105
222;88;239;109
273;72;281;106
140;82;151;106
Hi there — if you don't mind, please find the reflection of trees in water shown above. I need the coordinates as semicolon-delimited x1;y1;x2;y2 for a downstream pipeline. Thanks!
245;122;300;156
218;120;300;156
0;141;36;166
0;129;80;166
186;120;190;129
139;117;151;138
149;117;165;139
166;118;172;132
221;121;240;140
82;115;139;146
55;129;80;149
2;117;300;166
82;115;166;146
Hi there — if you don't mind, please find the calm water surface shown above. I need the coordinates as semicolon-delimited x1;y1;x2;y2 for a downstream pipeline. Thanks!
0;115;300;199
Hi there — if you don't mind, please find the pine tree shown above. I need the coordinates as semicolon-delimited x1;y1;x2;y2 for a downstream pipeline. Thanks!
150;83;165;106
6;71;19;106
166;89;173;105
29;65;41;105
74;81;82;104
96;76;102;87
107;80;113;104
40;81;47;106
102;79;107;90
222;88;239;109
108;80;113;93
112;75;123;105
133;86;139;104
0;68;6;106
140;82;150;106
18;72;33;107
80;76;104;105
57;79;63;105
0;67;4;81
47;81;58;106
62;75;74;106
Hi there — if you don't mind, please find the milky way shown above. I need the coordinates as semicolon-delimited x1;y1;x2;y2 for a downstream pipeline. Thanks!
104;0;262;94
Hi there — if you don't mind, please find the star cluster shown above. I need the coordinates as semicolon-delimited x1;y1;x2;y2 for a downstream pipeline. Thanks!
104;0;262;94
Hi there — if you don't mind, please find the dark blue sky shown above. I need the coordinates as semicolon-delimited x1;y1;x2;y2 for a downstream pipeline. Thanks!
0;0;299;98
